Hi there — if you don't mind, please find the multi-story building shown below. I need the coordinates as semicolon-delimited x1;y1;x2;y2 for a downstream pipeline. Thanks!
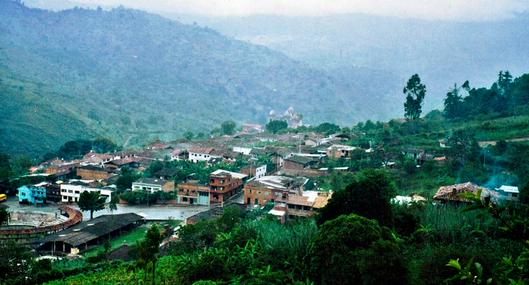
244;175;305;206
60;181;114;203
241;164;267;179
243;175;329;220
18;185;46;205
176;181;211;205
132;178;175;193
209;170;247;204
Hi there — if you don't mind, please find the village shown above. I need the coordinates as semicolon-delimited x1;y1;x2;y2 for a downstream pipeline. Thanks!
0;107;522;260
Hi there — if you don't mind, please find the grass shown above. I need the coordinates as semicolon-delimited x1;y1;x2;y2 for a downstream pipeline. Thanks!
82;220;183;257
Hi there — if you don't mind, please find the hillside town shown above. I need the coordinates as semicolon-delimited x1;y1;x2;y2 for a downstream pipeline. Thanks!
1;115;522;262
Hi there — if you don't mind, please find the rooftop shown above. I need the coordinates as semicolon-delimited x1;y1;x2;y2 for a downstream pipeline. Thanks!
496;185;519;193
40;213;143;247
133;178;169;186
210;169;248;180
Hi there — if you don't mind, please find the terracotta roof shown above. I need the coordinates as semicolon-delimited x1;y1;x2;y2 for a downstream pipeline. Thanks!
433;182;482;202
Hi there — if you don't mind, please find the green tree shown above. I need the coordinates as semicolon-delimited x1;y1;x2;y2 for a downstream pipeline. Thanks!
266;120;288;134
444;84;464;119
10;155;33;177
317;169;396;226
78;191;106;219
92;138;118;153
0;153;11;182
403;74;427;120
446;130;481;168
309;214;408;285
0;205;9;225
109;193;119;214
0;240;33;282
183;131;195;141
137;224;163;284
315;122;341;135
221;120;236;135
116;169;141;191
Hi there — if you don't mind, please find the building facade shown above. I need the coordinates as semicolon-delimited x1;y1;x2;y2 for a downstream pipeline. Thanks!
60;183;113;203
18;185;46;205
132;178;175;193
176;181;210;205
209;170;247;204
76;166;113;180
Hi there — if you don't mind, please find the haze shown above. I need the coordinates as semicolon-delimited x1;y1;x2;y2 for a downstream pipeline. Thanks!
25;0;529;21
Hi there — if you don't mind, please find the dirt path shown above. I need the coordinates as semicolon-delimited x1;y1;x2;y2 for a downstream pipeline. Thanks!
478;136;529;147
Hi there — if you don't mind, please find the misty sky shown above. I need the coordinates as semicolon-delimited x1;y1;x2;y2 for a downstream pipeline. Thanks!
25;0;529;21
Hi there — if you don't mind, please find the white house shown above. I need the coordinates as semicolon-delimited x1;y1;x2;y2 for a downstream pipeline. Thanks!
60;181;114;203
491;185;519;204
233;146;252;156
132;178;175;193
188;147;219;163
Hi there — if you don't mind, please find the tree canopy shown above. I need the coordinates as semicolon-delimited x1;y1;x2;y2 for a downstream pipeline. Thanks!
309;214;408;285
266;120;288;134
220;121;237;136
403;74;426;120
77;191;106;219
317;169;396;226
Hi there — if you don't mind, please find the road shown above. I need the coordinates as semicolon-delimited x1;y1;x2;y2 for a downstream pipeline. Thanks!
478;136;529;147
2;196;209;222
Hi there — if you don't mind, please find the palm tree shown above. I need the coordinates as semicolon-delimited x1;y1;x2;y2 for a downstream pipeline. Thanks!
77;191;106;219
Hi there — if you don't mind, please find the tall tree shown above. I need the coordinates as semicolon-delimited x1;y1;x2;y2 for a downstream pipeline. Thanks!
444;84;464;119
77;191;106;219
137;224;163;284
403;74;427;120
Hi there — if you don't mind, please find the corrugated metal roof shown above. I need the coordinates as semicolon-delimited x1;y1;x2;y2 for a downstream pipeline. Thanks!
40;213;143;247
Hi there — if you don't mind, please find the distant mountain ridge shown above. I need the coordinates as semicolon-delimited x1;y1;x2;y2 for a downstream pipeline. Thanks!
0;0;401;156
170;13;529;109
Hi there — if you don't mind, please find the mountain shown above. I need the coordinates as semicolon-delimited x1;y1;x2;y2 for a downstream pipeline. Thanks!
167;13;529;109
0;0;401;156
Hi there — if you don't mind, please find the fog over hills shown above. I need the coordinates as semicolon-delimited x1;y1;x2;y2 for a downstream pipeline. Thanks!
168;13;529;109
1;0;402;155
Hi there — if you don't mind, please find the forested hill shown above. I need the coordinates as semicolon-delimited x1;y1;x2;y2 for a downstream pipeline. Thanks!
0;0;401;156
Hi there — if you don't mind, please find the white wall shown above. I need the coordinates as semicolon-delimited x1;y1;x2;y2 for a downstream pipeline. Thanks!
60;184;113;203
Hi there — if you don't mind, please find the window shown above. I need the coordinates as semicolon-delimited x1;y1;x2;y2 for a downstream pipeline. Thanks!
183;197;188;202
255;198;259;205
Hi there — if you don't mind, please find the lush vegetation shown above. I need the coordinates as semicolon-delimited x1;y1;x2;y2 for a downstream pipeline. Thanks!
0;0;399;156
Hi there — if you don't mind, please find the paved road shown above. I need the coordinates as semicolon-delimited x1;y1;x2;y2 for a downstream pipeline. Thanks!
2;196;209;221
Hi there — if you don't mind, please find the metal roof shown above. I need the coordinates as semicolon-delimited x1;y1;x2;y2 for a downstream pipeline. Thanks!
40;213;143;247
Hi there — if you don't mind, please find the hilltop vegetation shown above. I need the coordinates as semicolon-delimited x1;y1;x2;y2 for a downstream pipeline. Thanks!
0;0;400;156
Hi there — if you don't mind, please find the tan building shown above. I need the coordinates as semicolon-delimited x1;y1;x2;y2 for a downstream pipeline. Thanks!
177;181;210;205
326;144;357;159
243;175;306;206
209;170;247;204
76;166;114;180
